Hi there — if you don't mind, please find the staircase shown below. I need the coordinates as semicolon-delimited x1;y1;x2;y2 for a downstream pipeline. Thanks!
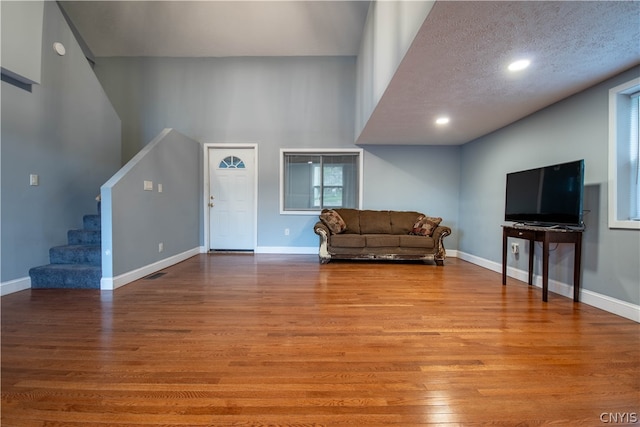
29;211;102;289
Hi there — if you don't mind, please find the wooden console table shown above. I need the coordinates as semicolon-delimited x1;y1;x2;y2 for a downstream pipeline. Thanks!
502;225;583;302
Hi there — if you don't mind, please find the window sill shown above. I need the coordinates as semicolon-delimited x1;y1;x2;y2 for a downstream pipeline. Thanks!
609;219;640;230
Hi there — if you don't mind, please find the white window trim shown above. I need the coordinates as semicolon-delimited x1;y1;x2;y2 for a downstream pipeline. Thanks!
608;77;640;230
280;148;364;215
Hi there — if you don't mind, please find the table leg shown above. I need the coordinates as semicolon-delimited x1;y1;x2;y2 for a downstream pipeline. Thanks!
542;233;550;302
528;239;534;286
573;235;582;302
502;229;507;285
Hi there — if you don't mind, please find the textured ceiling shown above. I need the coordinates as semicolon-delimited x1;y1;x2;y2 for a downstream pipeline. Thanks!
357;1;640;145
59;1;640;146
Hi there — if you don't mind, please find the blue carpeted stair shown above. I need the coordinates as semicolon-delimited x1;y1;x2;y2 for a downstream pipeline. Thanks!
29;212;102;289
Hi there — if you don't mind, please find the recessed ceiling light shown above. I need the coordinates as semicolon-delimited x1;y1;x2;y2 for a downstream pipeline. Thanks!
508;59;530;72
435;117;450;125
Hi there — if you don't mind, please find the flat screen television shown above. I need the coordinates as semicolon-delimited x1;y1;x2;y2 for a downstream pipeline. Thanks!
504;159;585;228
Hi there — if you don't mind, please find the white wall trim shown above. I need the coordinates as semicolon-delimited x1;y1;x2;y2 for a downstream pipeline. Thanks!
279;148;364;215
254;248;461;257
0;276;31;296
456;251;640;323
445;249;459;259
100;247;200;291
256;246;318;255
608;76;640;230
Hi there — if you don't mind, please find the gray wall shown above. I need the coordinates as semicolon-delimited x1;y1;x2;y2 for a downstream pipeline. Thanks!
363;145;460;248
94;57;358;250
1;2;121;287
94;56;463;251
0;1;43;84
459;66;640;306
101;129;201;279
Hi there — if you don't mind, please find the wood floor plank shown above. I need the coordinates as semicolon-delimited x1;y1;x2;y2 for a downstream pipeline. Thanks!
2;254;639;426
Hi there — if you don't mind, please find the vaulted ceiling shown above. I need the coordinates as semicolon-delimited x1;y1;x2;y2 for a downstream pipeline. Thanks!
60;1;640;146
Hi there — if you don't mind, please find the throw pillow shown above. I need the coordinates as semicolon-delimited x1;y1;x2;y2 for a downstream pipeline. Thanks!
320;209;347;234
410;215;442;237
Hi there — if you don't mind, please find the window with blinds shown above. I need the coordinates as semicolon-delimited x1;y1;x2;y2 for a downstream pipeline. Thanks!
281;150;362;214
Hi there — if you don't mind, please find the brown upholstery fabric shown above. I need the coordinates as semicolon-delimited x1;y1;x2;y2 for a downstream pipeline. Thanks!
366;235;400;247
359;210;391;234
390;211;421;234
399;235;435;248
315;208;451;265
334;209;361;234
330;234;366;248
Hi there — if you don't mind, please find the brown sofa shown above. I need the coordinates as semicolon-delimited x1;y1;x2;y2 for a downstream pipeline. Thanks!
313;208;452;265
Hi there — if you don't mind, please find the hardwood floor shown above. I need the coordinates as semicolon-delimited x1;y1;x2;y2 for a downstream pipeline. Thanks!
2;255;639;426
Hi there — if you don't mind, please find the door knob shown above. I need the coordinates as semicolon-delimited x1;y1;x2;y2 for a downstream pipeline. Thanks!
208;203;215;208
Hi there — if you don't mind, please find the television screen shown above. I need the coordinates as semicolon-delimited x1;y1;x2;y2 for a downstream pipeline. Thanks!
505;160;585;227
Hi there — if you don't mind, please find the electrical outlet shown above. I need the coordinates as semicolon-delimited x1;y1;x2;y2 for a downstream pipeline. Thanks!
284;228;290;236
511;242;519;254
158;242;164;252
29;174;39;186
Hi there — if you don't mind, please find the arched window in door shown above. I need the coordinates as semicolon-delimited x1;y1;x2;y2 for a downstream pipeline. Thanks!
219;156;245;169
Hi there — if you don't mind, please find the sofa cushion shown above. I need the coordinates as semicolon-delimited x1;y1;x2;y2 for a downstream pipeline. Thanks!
400;235;435;249
410;215;442;237
390;211;422;234
359;210;392;234
330;234;366;248
334;208;361;234
366;235;400;247
320;209;347;234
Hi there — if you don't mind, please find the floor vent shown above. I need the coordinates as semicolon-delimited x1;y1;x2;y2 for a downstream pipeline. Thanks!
145;272;166;280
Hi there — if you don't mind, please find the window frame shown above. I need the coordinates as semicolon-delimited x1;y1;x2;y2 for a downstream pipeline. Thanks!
608;76;640;230
280;148;363;215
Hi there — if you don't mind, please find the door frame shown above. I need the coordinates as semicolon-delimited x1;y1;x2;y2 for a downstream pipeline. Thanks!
203;143;259;252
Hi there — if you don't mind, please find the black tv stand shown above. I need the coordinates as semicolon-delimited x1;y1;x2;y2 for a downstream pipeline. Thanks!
502;224;583;302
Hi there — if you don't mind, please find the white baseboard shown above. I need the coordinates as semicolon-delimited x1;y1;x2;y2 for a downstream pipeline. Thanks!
445;249;459;259
253;248;462;257
456;251;640;323
101;247;201;290
0;276;31;296
255;246;318;255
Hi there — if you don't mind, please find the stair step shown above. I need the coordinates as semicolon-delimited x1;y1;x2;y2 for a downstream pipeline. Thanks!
29;264;101;289
50;245;101;266
68;229;101;245
83;214;101;231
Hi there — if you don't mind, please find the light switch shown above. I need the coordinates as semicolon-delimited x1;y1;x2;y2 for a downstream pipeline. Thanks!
30;174;39;186
158;183;163;193
144;180;153;191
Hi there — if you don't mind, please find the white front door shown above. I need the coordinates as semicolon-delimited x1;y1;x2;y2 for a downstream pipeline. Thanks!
208;147;256;251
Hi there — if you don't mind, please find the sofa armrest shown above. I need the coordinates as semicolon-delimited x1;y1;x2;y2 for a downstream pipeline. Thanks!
314;221;329;236
432;225;452;265
313;221;331;264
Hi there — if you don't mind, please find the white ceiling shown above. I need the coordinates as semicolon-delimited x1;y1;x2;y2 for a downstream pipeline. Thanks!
60;0;640;146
